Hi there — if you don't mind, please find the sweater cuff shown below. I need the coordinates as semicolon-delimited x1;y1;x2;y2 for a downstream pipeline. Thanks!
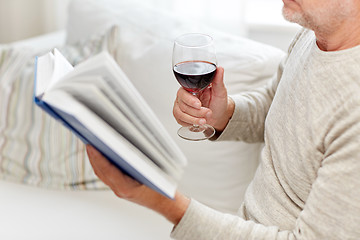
170;199;210;239
170;199;281;239
213;95;248;141
170;199;231;240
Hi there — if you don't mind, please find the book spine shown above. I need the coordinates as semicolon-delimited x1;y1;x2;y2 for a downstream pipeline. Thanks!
34;97;89;144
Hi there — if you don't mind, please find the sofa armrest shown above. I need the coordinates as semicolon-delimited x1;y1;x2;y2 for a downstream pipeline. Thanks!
0;180;173;240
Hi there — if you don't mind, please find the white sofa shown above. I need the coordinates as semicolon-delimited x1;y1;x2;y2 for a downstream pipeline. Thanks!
0;176;173;240
0;1;285;239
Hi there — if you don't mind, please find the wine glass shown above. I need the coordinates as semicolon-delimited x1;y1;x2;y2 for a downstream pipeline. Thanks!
172;33;217;141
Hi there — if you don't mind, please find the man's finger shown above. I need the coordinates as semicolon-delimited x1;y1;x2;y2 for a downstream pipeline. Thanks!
211;67;226;98
177;88;202;109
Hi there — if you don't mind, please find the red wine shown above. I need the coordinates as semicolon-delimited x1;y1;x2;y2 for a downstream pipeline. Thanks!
173;61;217;93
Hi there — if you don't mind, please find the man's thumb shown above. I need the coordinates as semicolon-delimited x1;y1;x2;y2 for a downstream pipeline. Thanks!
212;66;226;97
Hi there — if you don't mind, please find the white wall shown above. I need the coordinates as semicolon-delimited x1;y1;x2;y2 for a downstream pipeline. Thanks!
0;0;70;43
0;0;247;43
245;0;301;51
0;0;299;51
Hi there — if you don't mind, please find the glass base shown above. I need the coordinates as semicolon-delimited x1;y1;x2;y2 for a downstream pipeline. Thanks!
177;124;215;141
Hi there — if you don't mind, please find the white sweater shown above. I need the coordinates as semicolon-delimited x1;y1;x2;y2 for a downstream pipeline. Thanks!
171;29;360;240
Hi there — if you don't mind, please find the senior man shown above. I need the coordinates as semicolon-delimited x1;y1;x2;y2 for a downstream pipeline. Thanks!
87;0;360;239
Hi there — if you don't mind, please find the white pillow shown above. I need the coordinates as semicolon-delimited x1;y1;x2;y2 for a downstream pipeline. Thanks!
0;27;122;190
66;0;285;213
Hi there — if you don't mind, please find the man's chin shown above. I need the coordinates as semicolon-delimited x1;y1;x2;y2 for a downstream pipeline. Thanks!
282;8;306;26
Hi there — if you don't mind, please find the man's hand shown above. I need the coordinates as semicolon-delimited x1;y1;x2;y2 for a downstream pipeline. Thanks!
86;145;190;225
173;67;234;132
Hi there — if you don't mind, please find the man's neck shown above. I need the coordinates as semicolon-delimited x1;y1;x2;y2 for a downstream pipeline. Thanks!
315;11;360;51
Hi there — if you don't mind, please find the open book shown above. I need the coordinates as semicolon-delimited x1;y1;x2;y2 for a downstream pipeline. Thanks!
34;49;187;199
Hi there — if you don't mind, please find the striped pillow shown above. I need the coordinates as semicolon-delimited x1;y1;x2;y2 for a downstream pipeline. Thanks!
0;27;119;190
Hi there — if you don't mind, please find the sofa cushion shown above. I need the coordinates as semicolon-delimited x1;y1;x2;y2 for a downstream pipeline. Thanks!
65;0;286;214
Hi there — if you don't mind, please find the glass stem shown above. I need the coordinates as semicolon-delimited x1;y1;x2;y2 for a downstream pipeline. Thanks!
192;92;202;131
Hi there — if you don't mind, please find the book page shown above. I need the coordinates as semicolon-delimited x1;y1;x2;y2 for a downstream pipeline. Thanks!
51;73;181;171
35;49;73;97
35;52;54;97
56;79;182;180
42;90;177;198
52;52;187;167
